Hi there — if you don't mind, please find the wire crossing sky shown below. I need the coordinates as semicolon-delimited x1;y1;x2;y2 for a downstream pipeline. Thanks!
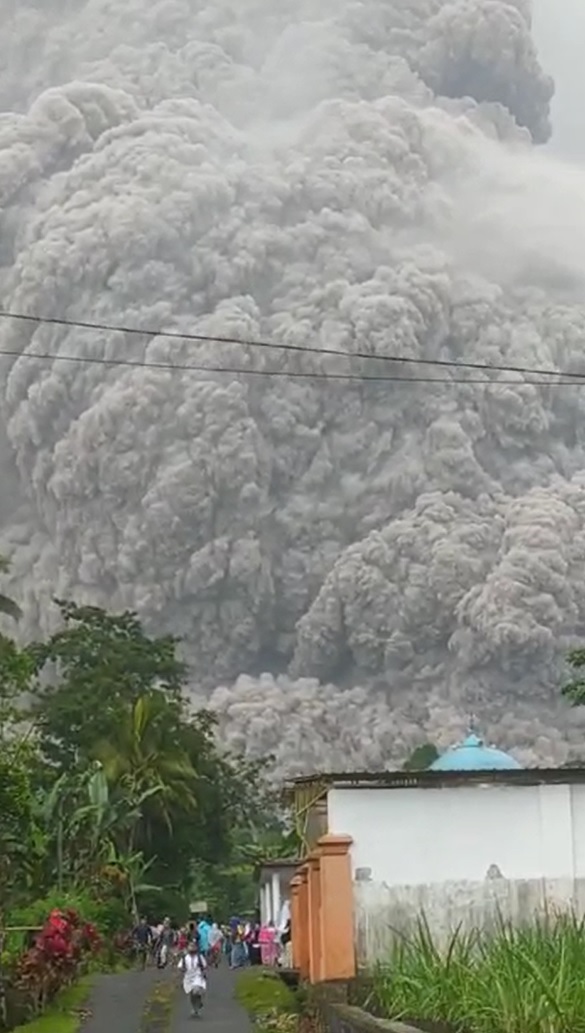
1;310;584;385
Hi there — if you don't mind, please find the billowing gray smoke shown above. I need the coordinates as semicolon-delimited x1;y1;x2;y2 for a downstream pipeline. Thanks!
1;0;585;775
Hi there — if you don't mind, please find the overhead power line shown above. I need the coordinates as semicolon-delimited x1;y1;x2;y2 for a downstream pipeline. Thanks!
0;309;584;383
0;342;582;386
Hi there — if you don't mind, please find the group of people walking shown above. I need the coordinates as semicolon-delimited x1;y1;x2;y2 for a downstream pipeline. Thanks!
132;915;224;1016
227;914;292;969
131;909;292;1015
132;915;224;969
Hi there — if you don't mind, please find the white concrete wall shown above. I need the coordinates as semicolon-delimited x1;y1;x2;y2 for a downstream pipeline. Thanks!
326;781;585;964
570;783;585;876
353;874;585;963
327;783;577;885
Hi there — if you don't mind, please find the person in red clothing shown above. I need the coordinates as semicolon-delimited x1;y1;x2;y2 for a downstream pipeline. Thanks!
177;926;188;952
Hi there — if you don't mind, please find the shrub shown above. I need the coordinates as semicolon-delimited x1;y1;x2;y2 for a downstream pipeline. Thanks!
3;887;129;992
12;907;101;1019
7;889;126;945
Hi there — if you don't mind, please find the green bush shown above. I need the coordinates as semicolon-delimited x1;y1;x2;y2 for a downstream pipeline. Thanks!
236;969;297;1017
5;889;127;959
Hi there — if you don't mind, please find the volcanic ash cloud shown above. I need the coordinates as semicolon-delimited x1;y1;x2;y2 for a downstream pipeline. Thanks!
0;0;584;773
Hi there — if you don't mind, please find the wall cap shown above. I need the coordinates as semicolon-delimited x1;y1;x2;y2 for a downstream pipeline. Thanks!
317;833;353;855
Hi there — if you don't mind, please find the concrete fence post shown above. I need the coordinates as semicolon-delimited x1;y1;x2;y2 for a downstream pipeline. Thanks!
307;851;323;983
317;833;355;982
290;874;302;971
297;864;311;979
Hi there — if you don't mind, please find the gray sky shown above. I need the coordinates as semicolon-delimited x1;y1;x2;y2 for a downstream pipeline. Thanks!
533;0;585;161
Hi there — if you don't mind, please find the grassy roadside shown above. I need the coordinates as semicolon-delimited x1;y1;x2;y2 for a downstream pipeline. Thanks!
367;913;585;1033
236;969;299;1033
11;976;94;1033
139;976;176;1033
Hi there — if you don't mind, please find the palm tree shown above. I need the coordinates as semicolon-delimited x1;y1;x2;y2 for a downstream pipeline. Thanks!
0;556;20;621
93;691;199;845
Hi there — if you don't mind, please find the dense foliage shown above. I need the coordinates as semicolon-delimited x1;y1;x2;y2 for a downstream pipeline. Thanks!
562;647;585;707
0;560;290;988
1;603;287;921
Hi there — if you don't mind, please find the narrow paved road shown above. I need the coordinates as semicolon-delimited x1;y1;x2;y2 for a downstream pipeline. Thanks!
171;961;251;1032
81;961;250;1032
82;968;158;1033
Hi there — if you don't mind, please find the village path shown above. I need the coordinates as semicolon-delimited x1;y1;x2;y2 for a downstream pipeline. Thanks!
81;960;250;1033
171;961;252;1032
81;967;156;1033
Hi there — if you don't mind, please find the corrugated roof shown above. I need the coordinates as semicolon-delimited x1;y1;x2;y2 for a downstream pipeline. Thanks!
288;767;585;791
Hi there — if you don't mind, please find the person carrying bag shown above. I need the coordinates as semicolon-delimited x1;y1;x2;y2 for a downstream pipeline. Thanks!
178;941;208;1017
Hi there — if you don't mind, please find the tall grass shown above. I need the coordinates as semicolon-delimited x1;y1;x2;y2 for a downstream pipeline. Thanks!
367;912;585;1033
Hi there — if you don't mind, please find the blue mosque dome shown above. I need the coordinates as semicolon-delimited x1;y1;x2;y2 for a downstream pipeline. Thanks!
429;733;522;772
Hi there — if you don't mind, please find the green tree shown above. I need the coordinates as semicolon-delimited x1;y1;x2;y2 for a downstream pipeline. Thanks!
130;711;237;898
186;755;296;917
562;648;585;706
0;596;293;924
29;602;185;767
0;744;39;906
0;635;34;742
403;743;440;770
93;691;198;845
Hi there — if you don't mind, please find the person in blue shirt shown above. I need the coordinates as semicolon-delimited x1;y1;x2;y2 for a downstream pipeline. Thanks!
197;917;212;956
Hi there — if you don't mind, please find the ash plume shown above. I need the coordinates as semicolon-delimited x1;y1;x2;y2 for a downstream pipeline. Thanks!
0;0;583;776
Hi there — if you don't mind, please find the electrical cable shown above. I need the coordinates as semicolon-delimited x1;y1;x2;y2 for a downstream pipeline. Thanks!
0;309;584;383
0;343;582;386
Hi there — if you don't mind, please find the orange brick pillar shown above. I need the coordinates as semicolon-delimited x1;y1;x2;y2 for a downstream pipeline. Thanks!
296;865;310;979
317;833;355;982
307;852;322;983
290;874;302;970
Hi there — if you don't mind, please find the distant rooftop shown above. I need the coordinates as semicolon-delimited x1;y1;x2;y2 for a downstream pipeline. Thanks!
288;766;585;792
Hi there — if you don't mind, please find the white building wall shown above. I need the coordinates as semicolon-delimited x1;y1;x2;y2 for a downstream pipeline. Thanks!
570;783;585;876
326;782;585;964
327;784;577;884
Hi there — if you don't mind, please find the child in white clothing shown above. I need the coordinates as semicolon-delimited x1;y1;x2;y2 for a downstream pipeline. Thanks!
178;941;207;1016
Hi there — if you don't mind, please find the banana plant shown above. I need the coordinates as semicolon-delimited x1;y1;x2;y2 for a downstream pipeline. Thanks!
34;763;164;891
101;841;161;923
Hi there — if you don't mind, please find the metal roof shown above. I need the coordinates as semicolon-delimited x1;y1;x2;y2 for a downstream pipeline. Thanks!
288;766;585;792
